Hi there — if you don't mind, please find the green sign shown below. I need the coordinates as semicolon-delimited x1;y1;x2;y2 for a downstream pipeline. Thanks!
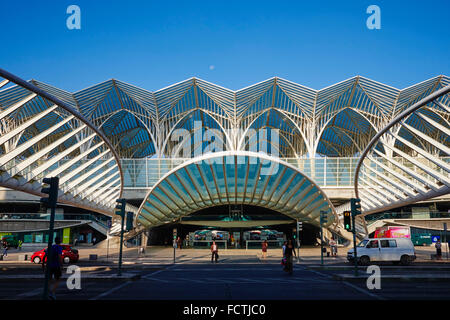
63;228;71;244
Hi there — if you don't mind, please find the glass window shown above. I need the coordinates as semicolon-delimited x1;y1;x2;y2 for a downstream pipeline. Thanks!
380;240;389;248
388;240;397;248
367;240;379;248
357;240;369;247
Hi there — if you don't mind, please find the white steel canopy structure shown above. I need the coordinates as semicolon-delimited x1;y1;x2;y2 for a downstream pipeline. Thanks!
14;75;449;159
0;69;123;216
0;67;448;233
137;151;337;229
355;84;450;215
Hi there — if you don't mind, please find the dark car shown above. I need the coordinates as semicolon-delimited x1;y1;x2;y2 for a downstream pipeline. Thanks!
31;245;79;264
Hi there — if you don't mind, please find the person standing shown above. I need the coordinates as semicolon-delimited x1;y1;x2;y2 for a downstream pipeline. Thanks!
329;237;337;257
284;240;297;275
435;239;442;260
92;237;96;245
210;240;219;263
43;237;63;300
261;240;268;260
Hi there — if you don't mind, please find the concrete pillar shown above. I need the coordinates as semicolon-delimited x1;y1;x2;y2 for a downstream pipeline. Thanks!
141;232;148;247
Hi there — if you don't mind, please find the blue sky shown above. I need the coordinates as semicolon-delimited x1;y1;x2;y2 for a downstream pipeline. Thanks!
1;0;449;92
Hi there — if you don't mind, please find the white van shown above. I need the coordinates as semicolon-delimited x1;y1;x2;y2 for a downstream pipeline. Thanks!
347;238;416;265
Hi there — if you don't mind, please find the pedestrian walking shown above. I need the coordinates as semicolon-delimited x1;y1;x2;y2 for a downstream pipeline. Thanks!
1;241;8;259
435;240;442;260
282;241;287;256
43;237;63;300
210;240;219;263
329;237;337;257
261;240;268;260
92;237;97;245
283;240;297;275
177;236;182;250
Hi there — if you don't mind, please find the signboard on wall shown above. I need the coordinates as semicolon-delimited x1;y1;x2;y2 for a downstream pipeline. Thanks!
63;228;71;244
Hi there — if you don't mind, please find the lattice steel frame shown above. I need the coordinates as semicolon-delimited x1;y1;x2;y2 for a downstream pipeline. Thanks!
355;84;450;215
0;68;124;215
5;75;447;160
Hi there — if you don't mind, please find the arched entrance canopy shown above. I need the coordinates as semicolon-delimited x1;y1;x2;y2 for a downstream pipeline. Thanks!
137;151;337;229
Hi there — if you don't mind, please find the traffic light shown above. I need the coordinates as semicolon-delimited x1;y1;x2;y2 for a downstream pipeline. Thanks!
343;211;351;231
320;211;328;225
292;227;297;239
173;228;177;240
297;221;303;231
126;212;134;231
40;177;59;208
115;198;126;218
350;198;362;217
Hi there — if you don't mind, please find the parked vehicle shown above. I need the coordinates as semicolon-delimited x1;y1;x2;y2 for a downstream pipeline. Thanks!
31;245;79;264
1;235;19;248
347;237;416;265
411;233;433;246
374;226;411;238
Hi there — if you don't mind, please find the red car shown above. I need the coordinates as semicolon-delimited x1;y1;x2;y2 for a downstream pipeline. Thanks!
31;245;79;264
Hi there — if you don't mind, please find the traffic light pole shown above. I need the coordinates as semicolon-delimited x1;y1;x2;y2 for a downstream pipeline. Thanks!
350;198;361;277
118;214;125;276
320;220;324;266
42;203;55;300
296;219;300;262
40;177;58;300
352;214;359;276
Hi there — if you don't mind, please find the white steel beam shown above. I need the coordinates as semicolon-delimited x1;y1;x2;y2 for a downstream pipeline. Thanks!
0;105;59;146
0;93;37;121
0;115;75;166
26;133;96;181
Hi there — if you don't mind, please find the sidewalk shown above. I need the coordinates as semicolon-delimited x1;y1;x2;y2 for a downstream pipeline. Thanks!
2;245;449;266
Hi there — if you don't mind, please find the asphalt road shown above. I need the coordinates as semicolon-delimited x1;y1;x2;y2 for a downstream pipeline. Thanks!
3;256;450;300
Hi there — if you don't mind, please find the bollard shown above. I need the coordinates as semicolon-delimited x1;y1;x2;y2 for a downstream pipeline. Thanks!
18;254;28;261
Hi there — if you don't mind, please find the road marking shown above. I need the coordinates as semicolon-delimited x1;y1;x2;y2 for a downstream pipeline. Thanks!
90;280;132;300
175;277;207;283
91;266;174;300
141;263;180;280
341;281;385;300
235;278;266;283
168;267;281;272
144;277;171;283
16;287;43;299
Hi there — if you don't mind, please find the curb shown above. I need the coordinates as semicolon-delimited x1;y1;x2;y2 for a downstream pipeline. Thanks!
0;273;141;282
332;274;450;282
307;265;450;271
